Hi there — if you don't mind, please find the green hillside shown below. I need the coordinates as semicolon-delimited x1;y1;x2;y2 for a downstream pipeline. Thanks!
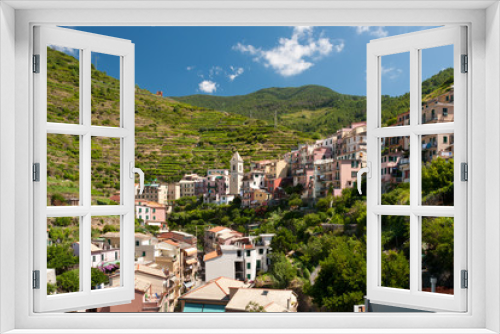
173;68;454;134
46;47;314;203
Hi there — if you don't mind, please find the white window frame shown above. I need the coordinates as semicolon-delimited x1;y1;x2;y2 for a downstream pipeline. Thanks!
1;1;498;334
366;26;467;312
33;25;136;313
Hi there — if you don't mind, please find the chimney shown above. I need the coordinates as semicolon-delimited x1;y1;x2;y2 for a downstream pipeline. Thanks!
228;287;239;300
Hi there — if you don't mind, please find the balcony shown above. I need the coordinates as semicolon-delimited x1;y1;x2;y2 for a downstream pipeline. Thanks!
422;142;437;150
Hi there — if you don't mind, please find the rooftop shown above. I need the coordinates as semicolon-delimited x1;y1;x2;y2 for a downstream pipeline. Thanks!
203;249;222;262
225;288;298;312
135;264;169;279
179;277;249;303
208;226;228;233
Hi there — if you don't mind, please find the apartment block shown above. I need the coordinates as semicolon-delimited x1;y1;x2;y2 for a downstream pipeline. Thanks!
203;234;274;282
135;181;168;205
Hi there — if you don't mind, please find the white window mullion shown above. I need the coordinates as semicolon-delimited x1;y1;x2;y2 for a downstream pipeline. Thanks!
366;45;379;299
81;47;92;294
409;47;420;295
121;49;135;297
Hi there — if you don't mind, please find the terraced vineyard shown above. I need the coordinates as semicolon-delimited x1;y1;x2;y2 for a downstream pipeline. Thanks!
46;47;314;202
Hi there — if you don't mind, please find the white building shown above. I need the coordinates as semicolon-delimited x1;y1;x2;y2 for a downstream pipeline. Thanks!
203;234;274;282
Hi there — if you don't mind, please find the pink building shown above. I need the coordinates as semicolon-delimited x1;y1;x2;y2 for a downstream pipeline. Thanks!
135;200;167;226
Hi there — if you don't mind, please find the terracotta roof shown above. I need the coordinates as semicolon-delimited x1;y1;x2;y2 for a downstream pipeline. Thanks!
163;239;180;247
134;200;164;208
134;233;152;240
203;249;222;261
225;288;298;312
179;277;249;302
208;226;228;233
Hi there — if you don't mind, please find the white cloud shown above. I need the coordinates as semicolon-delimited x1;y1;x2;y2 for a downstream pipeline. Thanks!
233;26;343;77
186;66;195;71
198;80;217;94
381;66;403;79
228;66;244;81
355;26;388;38
48;44;78;56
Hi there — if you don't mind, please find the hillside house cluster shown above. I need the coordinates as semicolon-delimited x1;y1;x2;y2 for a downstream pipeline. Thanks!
70;230;199;313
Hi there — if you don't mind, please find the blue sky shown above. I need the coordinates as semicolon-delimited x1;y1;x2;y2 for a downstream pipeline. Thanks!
68;26;452;97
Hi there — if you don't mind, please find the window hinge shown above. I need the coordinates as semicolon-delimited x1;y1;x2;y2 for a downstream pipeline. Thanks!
461;162;468;181
33;54;40;73
33;163;40;182
33;270;40;289
461;54;468;73
461;270;468;289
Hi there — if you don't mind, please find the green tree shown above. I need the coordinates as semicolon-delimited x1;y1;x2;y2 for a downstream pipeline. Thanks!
91;268;109;288
245;301;267;312
421;217;454;288
422;158;454;205
305;237;366;312
271;228;297;253
269;253;297;289
56;269;79;292
381;250;410;289
53;217;74;227
47;244;78;275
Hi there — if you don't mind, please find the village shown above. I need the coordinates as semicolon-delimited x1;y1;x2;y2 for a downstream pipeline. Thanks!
46;87;454;313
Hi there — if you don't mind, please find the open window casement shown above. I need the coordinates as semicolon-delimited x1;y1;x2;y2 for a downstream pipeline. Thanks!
365;26;467;312
33;26;137;312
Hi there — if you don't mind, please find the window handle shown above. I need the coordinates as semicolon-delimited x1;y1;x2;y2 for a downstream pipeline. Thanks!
130;162;145;194
357;162;371;195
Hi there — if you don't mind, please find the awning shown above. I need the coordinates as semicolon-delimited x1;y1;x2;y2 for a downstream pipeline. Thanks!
185;258;197;265
183;303;225;313
202;304;225;312
183;248;197;256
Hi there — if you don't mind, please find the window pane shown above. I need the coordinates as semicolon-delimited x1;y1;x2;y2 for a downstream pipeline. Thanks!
91;52;120;126
381;136;410;205
421;45;454;125
91;137;120;205
381;52;410;127
91;216;121;290
47;216;80;295
47;134;80;206
421;133;454;206
421;217;454;295
47;45;80;124
381;215;410;289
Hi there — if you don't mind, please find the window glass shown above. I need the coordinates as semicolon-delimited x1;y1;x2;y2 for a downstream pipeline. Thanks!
47;45;80;124
91;52;120;126
46;217;80;295
381;215;410;289
91;216;121;290
381;52;410;127
47;134;80;206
